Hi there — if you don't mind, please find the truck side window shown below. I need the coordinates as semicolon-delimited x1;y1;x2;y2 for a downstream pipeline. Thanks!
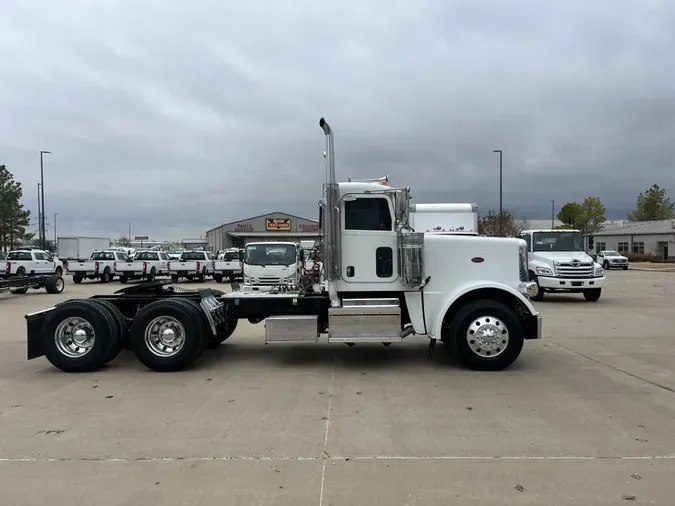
521;234;532;251
376;247;393;278
344;197;392;231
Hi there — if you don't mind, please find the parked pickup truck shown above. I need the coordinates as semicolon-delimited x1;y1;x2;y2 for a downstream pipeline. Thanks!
3;249;64;278
114;250;171;283
168;250;214;282
213;248;243;283
67;250;131;283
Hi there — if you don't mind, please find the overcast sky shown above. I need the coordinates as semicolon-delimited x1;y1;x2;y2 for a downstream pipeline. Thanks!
1;0;674;241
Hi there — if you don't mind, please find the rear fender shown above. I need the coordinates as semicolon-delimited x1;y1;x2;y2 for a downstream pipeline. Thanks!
25;307;56;359
432;281;537;340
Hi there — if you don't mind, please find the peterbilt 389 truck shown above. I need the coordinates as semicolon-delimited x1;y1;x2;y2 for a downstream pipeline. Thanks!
24;118;541;374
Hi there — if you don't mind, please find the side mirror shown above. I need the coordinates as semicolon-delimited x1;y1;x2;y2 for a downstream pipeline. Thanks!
394;188;410;221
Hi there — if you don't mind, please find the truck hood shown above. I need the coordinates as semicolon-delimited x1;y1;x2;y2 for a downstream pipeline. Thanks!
531;251;593;263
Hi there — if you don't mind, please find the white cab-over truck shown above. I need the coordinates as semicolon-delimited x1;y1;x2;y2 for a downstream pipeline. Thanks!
23;118;541;375
67;250;131;283
168;250;215;282
213;248;243;283
3;249;64;277
114;250;171;283
242;242;305;292
520;228;605;301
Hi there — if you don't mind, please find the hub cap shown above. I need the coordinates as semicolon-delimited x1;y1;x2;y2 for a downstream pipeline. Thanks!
55;317;96;358
466;315;509;358
144;316;186;357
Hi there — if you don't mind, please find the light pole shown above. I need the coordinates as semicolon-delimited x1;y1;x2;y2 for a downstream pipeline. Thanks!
493;149;503;236
128;223;131;242
54;213;59;243
40;150;51;249
37;183;42;245
551;200;555;228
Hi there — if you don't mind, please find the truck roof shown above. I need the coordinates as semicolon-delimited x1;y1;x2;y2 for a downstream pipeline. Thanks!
245;241;297;246
521;229;580;234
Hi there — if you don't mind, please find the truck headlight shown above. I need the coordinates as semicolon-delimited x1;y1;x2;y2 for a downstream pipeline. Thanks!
535;267;553;276
595;267;604;276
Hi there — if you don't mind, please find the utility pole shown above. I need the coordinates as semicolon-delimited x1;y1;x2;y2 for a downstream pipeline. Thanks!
40;150;51;249
551;200;555;228
37;183;42;245
493;149;503;236
128;223;131;242
54;213;58;243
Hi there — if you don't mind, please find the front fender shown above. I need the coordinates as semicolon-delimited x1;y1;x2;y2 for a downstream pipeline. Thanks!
431;280;537;339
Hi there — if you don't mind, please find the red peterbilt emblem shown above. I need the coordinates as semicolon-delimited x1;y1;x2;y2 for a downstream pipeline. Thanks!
471;257;485;263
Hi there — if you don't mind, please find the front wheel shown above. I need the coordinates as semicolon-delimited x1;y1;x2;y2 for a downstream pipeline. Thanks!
583;288;601;301
449;299;524;371
622;266;628;270
529;274;544;301
55;267;63;276
603;261;609;269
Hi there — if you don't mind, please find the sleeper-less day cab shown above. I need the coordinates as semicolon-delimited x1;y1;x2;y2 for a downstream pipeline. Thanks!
23;118;541;374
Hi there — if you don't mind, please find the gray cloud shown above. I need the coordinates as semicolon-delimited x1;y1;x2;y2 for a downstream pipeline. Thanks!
1;0;674;240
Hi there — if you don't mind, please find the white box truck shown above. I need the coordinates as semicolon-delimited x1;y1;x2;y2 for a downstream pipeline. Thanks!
57;237;111;262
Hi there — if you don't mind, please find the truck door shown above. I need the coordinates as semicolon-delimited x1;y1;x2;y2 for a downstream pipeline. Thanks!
34;252;50;273
341;194;398;285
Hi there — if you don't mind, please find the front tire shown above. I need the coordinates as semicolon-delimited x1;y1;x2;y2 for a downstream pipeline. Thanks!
45;275;65;294
130;299;207;372
583;288;601;301
449;299;524;371
603;261;609;269
529;273;544;301
55;267;63;276
622;266;628;270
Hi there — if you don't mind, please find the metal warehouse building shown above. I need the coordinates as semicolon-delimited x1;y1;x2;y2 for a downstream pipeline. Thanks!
205;211;320;252
586;219;675;259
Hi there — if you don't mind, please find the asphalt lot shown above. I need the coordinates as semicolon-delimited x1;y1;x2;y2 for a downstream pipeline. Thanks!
1;271;674;505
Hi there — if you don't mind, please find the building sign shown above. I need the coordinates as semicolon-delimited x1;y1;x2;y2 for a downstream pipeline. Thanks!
299;223;319;233
134;236;149;240
235;223;254;232
266;218;291;231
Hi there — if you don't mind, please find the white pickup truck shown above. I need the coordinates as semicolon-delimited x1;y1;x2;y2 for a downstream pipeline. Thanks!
114;250;171;283
520;228;605;301
3;249;64;278
67;250;131;283
213;248;243;283
168;250;215;282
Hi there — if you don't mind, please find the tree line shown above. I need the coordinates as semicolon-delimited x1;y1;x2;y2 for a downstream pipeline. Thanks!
0;164;32;251
478;184;673;237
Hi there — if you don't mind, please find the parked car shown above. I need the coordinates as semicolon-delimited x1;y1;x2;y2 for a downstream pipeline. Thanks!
597;250;629;270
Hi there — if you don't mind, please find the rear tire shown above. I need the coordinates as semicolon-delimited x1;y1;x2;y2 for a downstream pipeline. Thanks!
214;274;223;283
100;268;111;283
603;261;609;269
147;268;156;282
73;276;83;284
130;299;207;372
449;299;524;371
40;299;118;372
16;267;26;277
45;275;65;294
87;299;125;363
622;266;628;270
583;288;601;301
171;275;179;283
10;287;29;294
119;275;128;284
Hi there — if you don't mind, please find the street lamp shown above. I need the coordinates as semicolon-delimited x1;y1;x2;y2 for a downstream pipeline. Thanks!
493;149;503;236
551;200;555;228
37;183;42;245
40;150;51;249
54;213;59;243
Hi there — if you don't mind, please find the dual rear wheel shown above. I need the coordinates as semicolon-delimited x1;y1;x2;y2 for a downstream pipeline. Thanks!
40;299;236;373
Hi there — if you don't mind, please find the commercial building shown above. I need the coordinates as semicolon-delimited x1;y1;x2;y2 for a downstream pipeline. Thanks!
586;219;675;259
205;211;320;252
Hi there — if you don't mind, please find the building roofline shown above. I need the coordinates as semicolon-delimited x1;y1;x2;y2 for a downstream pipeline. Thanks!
205;211;319;234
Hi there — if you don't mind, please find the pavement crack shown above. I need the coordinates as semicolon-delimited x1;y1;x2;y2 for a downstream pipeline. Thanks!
318;356;336;506
550;342;675;395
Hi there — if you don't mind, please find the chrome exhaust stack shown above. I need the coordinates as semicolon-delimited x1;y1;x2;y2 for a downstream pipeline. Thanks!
319;118;340;308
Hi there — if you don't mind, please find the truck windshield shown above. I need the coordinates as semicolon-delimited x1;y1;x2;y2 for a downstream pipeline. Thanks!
223;251;240;261
245;244;297;266
91;252;115;260
179;252;205;261
603;251;620;256
532;232;583;252
135;252;158;260
7;252;32;261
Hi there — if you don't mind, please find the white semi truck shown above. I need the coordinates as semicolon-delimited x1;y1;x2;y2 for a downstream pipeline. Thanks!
520;228;605;301
23;118;541;374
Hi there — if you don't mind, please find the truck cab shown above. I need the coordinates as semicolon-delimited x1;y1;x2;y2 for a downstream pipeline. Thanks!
520;229;605;301
242;242;304;292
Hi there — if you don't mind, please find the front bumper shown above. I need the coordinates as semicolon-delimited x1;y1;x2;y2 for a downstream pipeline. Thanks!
538;276;606;290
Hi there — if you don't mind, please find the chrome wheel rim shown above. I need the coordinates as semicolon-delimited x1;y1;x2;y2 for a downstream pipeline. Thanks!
144;316;185;357
55;317;96;358
56;278;64;291
466;315;509;358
